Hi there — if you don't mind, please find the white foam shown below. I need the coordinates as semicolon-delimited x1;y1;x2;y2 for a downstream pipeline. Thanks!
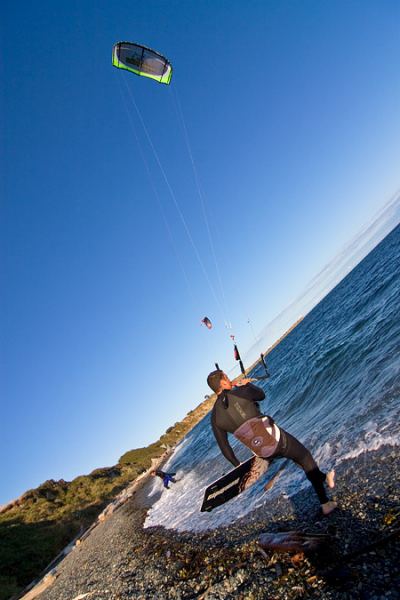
144;427;400;533
339;431;400;461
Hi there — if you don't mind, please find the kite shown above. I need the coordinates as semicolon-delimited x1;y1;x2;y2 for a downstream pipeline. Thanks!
201;317;212;329
112;41;173;85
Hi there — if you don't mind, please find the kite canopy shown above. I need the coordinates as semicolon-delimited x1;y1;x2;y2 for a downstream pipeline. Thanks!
201;317;212;329
112;41;173;85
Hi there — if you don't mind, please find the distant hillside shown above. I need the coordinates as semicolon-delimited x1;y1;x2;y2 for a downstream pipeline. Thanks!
0;394;215;600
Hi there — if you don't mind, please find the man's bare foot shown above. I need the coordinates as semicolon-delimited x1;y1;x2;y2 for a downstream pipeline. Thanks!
321;500;337;515
326;469;335;489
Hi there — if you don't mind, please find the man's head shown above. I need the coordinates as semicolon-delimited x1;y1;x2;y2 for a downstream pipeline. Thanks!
207;370;233;394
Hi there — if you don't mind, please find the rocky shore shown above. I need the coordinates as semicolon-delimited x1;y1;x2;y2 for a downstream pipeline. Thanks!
33;444;399;600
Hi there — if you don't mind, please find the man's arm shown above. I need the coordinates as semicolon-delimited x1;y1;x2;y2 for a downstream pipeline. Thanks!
234;382;265;402
211;413;240;467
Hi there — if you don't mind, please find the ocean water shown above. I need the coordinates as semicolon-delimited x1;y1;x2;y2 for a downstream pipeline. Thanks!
145;225;400;531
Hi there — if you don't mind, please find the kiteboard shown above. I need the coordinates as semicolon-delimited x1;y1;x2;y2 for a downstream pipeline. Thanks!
200;456;287;512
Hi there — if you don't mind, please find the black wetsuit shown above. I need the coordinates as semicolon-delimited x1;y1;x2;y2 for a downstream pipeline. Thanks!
211;383;265;466
211;383;329;504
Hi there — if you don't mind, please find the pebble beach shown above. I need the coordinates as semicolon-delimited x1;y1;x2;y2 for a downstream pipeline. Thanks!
35;443;399;600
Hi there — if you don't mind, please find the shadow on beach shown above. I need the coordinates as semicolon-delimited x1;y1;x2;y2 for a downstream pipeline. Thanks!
249;457;400;597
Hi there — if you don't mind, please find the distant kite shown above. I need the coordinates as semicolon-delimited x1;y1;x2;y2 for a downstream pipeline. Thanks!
112;41;173;85
201;317;212;329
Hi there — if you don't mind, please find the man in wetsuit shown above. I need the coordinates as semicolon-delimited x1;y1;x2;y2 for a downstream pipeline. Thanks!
207;370;337;515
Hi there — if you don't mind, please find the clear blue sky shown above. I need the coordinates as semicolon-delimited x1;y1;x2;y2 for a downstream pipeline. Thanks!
2;1;400;504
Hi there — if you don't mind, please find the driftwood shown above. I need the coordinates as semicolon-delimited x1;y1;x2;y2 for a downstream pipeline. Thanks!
259;530;330;553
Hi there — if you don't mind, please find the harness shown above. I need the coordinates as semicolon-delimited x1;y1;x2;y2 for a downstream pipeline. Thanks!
234;416;280;458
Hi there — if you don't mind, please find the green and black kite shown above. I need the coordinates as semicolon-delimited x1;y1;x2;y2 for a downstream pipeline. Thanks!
112;41;173;85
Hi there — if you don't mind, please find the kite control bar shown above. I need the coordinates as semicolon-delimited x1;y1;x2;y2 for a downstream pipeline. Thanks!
216;346;270;381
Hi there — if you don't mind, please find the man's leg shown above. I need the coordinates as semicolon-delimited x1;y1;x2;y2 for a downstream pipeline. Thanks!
274;429;336;513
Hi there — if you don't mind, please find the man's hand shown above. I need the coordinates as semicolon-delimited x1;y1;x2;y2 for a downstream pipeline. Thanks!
235;377;255;386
